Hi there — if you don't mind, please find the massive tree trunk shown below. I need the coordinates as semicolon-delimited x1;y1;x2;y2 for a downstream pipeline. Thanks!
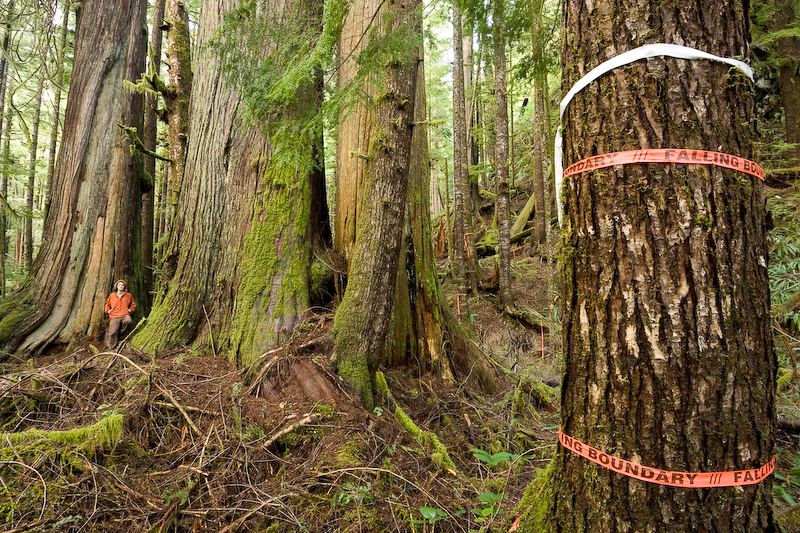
332;0;421;410
134;0;331;367
522;0;776;531
0;0;147;356
333;0;496;410
386;46;496;392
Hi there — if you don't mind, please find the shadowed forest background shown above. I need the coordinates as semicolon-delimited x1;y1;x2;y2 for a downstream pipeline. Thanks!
0;0;798;531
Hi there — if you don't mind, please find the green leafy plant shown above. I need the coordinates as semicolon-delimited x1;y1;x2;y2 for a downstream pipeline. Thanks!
470;448;520;467
332;482;374;507
412;506;447;525
472;491;506;523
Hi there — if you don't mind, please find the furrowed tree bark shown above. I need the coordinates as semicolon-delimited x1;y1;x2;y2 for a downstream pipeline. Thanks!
332;0;375;263
332;0;420;410
493;0;513;310
522;0;776;531
134;0;331;368
0;0;148;356
141;0;166;307
44;1;70;222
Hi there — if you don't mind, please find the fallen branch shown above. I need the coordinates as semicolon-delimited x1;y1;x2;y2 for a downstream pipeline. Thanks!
113;353;202;437
243;354;282;397
152;477;202;533
778;415;800;434
262;413;323;449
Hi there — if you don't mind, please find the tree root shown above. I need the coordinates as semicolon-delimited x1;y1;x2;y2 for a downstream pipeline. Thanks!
375;371;458;474
0;412;124;460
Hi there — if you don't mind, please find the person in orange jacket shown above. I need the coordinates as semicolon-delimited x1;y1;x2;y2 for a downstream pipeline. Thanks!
105;280;136;349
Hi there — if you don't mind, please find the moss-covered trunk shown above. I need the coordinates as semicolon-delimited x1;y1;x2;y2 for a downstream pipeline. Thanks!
134;0;330;368
141;0;166;307
333;0;496;409
386;46;496;394
332;0;421;410
0;0;147;357
163;0;192;236
519;0;776;531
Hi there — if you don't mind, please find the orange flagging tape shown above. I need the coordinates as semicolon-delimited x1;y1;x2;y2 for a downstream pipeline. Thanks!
559;428;774;488
563;148;765;181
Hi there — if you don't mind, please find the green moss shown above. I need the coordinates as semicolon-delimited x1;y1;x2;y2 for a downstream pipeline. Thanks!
340;508;384;532
0;291;34;348
333;307;376;410
394;405;458;474
514;460;555;533
375;370;390;406
336;440;364;467
0;412;124;461
335;346;374;411
777;367;793;391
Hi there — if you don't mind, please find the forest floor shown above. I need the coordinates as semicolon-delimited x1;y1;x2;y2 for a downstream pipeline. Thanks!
0;233;565;533
3;193;800;532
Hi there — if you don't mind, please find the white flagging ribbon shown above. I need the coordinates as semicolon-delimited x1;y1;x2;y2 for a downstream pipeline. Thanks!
554;43;754;224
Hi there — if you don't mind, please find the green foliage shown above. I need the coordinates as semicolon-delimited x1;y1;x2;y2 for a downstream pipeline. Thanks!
769;190;800;333
332;482;374;507
412;506;448;525
471;448;520;467
472;490;506;523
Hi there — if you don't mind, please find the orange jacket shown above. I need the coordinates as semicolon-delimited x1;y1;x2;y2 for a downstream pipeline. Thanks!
105;291;136;319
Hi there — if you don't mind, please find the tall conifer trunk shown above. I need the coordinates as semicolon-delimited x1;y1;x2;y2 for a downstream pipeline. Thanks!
493;0;513;309
333;0;496;409
532;0;777;531
134;0;331;367
25;78;43;270
0;0;148;356
141;0;166;306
